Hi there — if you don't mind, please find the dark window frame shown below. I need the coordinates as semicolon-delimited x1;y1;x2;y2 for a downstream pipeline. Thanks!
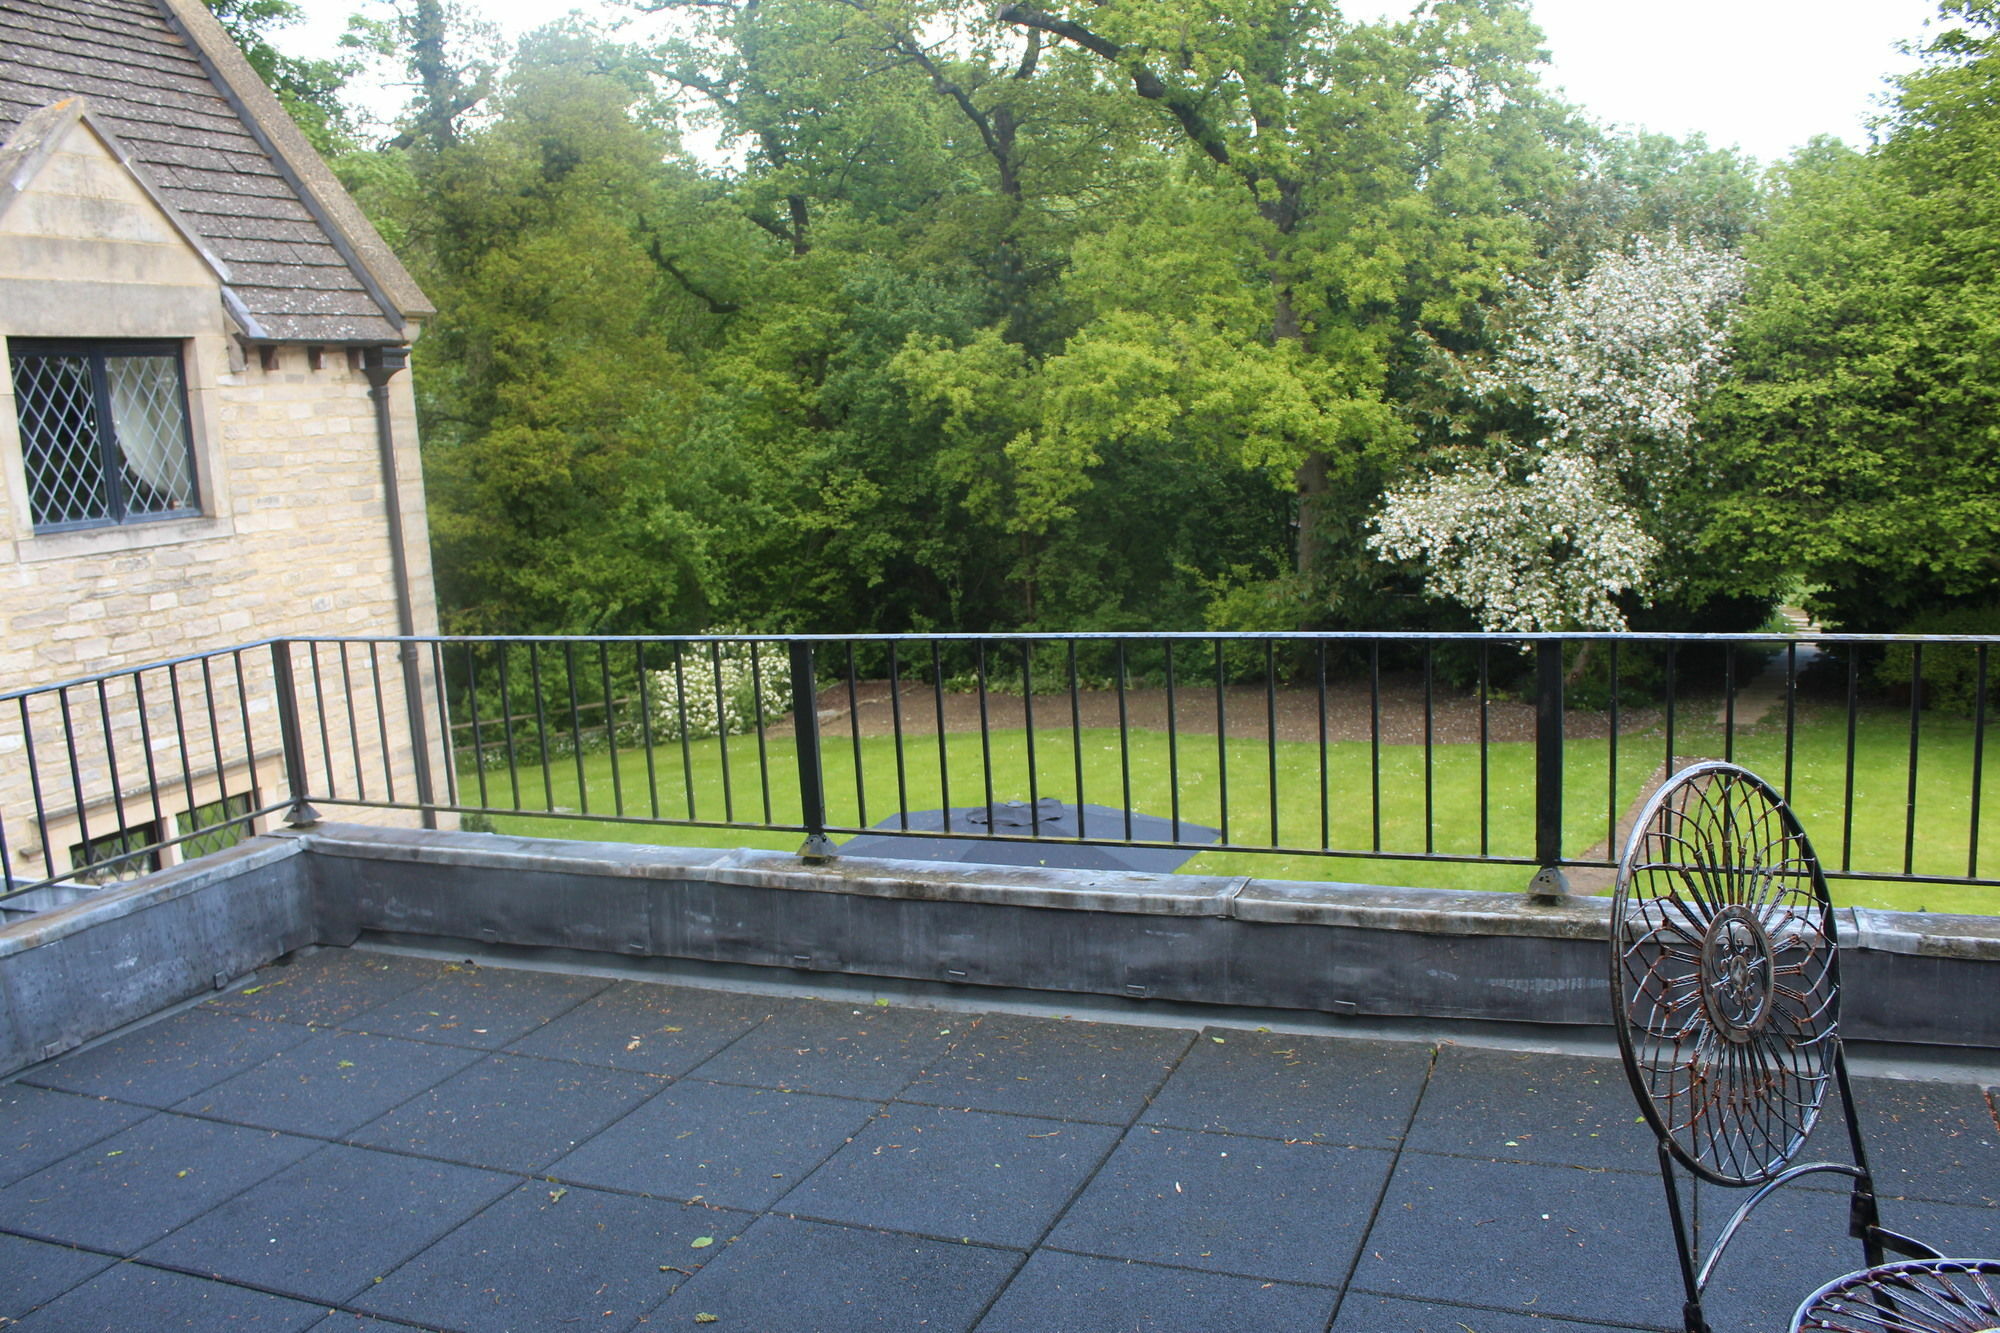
8;337;201;534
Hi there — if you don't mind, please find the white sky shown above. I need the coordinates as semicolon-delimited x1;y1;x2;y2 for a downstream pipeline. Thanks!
278;0;1943;165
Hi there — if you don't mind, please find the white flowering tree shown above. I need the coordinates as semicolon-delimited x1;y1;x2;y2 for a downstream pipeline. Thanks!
651;635;792;741
1370;233;1746;632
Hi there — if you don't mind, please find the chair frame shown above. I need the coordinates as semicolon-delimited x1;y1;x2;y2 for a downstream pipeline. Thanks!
1610;761;1947;1333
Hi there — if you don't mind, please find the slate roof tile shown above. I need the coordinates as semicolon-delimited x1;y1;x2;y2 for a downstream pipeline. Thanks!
0;0;405;344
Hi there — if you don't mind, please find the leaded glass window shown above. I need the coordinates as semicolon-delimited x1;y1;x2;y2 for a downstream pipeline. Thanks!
9;339;199;532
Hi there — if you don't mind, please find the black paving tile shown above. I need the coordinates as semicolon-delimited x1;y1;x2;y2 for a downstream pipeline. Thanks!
1405;1046;1652;1169
139;1143;515;1304
1048;1126;1390;1286
1349;1154;1679;1327
647;1215;1020;1332
504;978;783;1076
306;1317;429;1333
1848;1075;2000;1208
902;1013;1196;1123
346;1052;664;1172
356;1180;742;1332
687;998;958;1098
203;950;448;1026
9;1263;325;1331
1330;1293;1656;1332
786;1103;1121;1248
172;1029;485;1138
0;1084;152;1187
549;1077;876;1210
0;1111;316;1253
975;1249;1337;1332
345;963;610;1048
1140;1029;1430;1147
0;1233;115;1321
19;1010;313;1108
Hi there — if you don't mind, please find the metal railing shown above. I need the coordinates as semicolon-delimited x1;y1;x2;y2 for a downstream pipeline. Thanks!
3;631;1997;909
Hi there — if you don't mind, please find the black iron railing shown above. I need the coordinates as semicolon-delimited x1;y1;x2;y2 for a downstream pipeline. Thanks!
3;632;1997;911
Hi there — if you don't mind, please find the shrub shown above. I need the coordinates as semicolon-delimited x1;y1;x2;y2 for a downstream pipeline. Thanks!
1876;605;2000;714
650;636;792;740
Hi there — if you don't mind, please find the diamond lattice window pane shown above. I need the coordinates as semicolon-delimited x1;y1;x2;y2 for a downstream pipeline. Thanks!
105;354;196;515
12;353;111;527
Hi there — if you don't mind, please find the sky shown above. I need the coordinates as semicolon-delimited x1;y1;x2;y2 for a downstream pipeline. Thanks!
278;0;1944;165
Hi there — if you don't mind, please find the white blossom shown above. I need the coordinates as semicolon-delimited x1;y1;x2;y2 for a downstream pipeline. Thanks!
651;635;792;741
1372;232;1744;631
1370;450;1659;634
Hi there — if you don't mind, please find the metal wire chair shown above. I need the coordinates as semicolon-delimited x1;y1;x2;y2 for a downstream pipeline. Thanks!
1610;762;1998;1333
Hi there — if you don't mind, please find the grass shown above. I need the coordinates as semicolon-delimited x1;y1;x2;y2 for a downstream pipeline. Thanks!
456;700;2000;916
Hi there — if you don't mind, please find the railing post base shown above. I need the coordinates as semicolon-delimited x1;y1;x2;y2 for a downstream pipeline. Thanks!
798;833;838;862
1526;865;1569;901
284;800;321;829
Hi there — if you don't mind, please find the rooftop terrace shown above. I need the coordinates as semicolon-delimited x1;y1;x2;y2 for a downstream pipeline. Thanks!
3;943;1996;1333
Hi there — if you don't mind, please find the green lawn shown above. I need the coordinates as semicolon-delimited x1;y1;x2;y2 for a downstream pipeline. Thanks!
457;702;2000;915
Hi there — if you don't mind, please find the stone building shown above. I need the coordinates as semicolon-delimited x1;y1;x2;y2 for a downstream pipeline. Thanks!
0;0;444;897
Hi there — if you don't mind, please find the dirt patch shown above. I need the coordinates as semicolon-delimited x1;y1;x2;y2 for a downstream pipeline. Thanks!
811;671;1661;746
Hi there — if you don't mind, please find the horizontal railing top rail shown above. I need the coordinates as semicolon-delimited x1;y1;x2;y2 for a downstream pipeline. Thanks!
4;630;1997;912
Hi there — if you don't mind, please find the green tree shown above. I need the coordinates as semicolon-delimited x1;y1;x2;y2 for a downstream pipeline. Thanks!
203;0;361;152
1706;2;2000;629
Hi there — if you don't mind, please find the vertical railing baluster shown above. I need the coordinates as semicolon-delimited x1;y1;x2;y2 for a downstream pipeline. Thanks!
976;641;995;833
1165;639;1181;842
1316;639;1329;851
1423;644;1435;855
1905;642;1922;876
1971;645;1988;880
636;641;660;820
309;641;335;795
711;641;733;824
600;642;624;817
1067;641;1085;841
339;643;367;803
1723;643;1738;763
20;697;56;881
464;645;489;812
1368;643;1381;853
496;647;520;811
564;643;588;816
1478;641;1491;858
844;642;863;830
1783;642;1798;801
673;644;695;821
367;643;396;804
528;643;554;813
891;643;911;830
1116;641;1133;843
1265;639;1279;848
1531;638;1567;897
752;642;774;824
789;640;834;858
270;640;316;826
168;661;197;836
1022;643;1040;837
1843;650;1859;872
431;640;456;813
1212;639;1228;846
94;678;126;853
932;640;952;832
1608;641;1621;856
132;670;167;850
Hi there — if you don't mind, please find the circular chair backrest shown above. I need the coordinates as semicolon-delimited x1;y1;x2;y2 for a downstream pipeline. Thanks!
1611;761;1842;1186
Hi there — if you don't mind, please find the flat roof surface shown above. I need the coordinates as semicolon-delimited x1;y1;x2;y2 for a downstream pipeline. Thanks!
2;947;1995;1332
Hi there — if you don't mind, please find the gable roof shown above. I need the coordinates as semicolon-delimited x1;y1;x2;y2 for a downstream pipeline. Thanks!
0;0;432;343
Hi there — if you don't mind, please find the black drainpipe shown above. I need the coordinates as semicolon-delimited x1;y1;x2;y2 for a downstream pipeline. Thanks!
362;345;439;829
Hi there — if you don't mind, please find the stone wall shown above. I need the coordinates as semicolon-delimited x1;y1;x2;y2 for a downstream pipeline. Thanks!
0;117;441;885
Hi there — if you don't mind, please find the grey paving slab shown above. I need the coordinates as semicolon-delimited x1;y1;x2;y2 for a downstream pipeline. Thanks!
0;1084;152;1187
355;1180;742;1332
343;963;610;1048
0;1111;317;1254
203;950;449;1026
785;1102;1122;1248
902;1012;1196;1123
307;1318;431;1333
549;1076;877;1210
975;1249;1337;1332
1329;1293;1657;1332
647;1214;1021;1332
0;1233;115;1321
139;1143;516;1305
1048;1125;1391;1286
9;1263;326;1332
18;1010;313;1108
687;998;958;1098
346;1052;664;1172
1406;1046;1653;1169
1349;1154;1680;1328
504;978;785;1076
1140;1029;1431;1147
172;1029;486;1138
